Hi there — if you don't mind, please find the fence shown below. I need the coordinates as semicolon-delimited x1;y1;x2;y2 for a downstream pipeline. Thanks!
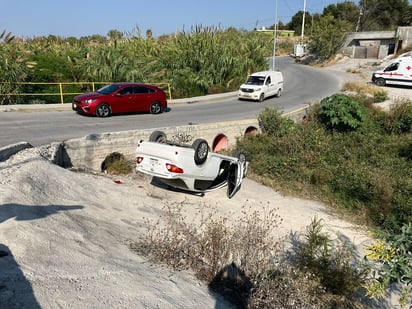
0;82;172;104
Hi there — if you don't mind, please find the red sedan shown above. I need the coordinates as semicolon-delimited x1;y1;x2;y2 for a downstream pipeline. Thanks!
72;82;167;117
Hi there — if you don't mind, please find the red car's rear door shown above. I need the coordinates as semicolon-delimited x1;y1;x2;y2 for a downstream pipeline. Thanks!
130;86;153;112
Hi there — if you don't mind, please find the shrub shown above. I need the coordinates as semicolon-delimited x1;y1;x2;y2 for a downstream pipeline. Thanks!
364;223;412;308
101;152;132;174
317;94;367;132
290;217;367;297
131;202;370;308
130;201;283;307
341;81;388;104
258;107;294;136
383;99;412;134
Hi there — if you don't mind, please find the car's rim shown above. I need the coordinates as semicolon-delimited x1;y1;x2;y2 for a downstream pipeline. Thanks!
151;103;160;114
97;105;109;117
197;142;208;159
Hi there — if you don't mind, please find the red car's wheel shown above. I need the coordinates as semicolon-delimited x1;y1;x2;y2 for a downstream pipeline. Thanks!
96;103;111;117
150;101;162;114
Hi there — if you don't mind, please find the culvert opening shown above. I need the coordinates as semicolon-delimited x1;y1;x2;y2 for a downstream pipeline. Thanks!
212;134;228;152
244;126;258;136
101;152;133;175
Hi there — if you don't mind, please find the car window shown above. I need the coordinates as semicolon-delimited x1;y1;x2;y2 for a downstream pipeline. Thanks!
96;84;120;94
133;86;155;94
119;87;133;95
384;62;399;72
246;76;265;85
266;76;271;85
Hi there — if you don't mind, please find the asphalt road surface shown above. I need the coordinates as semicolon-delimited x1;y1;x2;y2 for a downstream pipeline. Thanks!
0;57;341;148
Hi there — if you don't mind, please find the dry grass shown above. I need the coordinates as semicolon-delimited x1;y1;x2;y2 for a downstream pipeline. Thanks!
342;81;388;103
128;200;371;308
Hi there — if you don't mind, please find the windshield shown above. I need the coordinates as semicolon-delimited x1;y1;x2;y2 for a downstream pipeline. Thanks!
96;84;120;94
245;76;265;85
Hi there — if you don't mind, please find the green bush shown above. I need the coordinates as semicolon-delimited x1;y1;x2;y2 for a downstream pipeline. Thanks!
236;102;412;232
364;223;412;307
257;107;294;137
373;90;388;103
317;94;367;132
292;217;367;296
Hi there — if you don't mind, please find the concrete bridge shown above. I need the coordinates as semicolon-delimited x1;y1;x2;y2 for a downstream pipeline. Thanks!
0;107;307;171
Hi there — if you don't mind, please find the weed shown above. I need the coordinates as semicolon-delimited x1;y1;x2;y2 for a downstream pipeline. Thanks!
101;152;133;175
290;217;368;297
318;94;367;132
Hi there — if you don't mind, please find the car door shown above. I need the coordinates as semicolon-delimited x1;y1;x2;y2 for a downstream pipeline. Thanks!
265;75;277;97
131;86;152;112
226;162;244;198
116;86;134;113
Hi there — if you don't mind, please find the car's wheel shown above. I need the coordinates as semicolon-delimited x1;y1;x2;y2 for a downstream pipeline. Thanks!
258;93;265;102
275;88;282;97
192;139;209;165
96;104;111;117
149;130;167;143
150;101;162;114
375;78;386;87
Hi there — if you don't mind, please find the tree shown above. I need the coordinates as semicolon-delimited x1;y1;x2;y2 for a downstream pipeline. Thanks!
286;11;312;37
322;1;360;32
359;0;411;31
308;15;352;61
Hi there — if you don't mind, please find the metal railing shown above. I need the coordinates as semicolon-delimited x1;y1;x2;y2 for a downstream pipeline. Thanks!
0;82;172;104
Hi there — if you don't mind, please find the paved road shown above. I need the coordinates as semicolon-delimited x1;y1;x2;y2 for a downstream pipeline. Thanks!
0;57;342;148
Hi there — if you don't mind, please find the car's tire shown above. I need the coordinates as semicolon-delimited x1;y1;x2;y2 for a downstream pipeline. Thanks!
150;101;162;114
192;139;209;165
149;130;167;143
258;93;265;102
96;104;111;117
375;78;386;87
275;88;282;97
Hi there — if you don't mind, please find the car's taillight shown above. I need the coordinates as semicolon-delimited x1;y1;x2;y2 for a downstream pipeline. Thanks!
166;163;184;173
136;156;144;163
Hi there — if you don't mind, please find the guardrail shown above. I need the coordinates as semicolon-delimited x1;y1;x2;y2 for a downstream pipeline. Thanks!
0;82;172;104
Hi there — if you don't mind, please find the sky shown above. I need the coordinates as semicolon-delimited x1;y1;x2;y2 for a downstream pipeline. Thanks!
0;0;408;38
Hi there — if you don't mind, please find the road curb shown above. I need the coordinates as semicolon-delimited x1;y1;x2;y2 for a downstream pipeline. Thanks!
0;92;238;112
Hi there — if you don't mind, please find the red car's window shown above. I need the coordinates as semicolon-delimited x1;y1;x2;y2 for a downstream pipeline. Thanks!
133;86;154;94
119;87;133;95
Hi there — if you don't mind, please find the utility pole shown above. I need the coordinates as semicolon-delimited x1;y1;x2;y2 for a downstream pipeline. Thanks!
272;0;278;70
301;0;306;43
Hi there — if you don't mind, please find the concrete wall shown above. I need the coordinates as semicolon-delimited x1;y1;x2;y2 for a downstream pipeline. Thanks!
61;118;261;171
341;27;412;59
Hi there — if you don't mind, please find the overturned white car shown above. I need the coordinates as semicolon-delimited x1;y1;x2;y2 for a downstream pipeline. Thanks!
135;131;247;198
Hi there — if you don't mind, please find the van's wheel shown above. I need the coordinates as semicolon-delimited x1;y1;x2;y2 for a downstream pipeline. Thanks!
275;88;282;97
258;93;265;102
192;139;209;165
149;130;167;143
375;78;386;87
150;101;162;114
96;104;111;117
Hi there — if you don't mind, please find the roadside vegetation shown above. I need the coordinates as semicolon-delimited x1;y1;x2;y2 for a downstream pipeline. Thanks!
109;89;411;308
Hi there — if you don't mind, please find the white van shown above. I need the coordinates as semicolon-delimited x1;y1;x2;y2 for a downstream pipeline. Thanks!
372;56;412;87
238;71;284;102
